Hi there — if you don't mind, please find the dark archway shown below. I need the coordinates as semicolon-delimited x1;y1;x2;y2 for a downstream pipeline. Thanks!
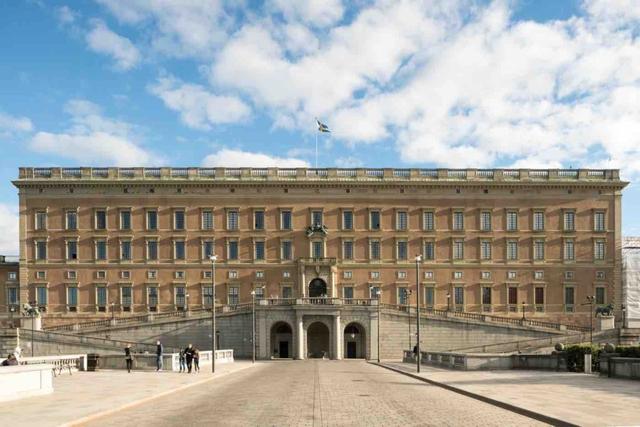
344;322;366;359
307;322;330;358
309;278;327;297
270;321;293;359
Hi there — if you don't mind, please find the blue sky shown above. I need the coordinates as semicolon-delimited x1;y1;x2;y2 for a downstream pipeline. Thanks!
1;0;640;254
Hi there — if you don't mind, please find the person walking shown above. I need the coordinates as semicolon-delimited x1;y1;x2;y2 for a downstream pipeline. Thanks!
193;347;200;373
179;348;186;373
124;344;133;373
184;344;194;373
155;340;163;371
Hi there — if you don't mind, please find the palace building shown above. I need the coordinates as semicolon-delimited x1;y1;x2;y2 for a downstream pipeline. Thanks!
8;167;627;333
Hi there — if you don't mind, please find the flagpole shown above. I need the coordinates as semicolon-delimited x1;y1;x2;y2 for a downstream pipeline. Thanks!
315;130;318;169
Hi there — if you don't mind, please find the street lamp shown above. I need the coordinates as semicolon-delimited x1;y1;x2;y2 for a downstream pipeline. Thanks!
210;254;217;373
415;254;422;373
110;302;115;322
185;293;190;314
251;289;256;364
446;292;451;312
376;288;382;363
584;296;595;345
407;289;413;350
521;301;526;321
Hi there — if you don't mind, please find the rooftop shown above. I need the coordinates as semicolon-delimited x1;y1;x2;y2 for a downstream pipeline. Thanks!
16;167;623;184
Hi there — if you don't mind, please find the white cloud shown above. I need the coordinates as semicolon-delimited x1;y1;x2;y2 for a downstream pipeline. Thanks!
0;204;18;256
86;20;140;70
149;76;251;130
202;149;309;167
0;112;33;134
583;0;640;22
269;0;345;27
56;5;78;25
29;99;158;166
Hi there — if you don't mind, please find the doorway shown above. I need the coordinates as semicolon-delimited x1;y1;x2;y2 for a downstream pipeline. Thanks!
279;340;289;358
307;321;330;358
309;278;327;297
344;323;366;359
270;322;293;359
346;342;357;358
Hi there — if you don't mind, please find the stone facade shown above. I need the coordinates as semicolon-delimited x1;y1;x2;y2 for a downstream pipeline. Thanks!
8;166;627;330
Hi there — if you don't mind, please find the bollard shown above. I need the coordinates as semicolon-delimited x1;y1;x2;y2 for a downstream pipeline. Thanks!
584;353;592;374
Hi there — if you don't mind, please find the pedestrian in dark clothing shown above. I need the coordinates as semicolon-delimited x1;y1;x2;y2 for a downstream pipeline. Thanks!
179;349;186;373
155;340;163;371
193;348;200;373
413;345;418;357
2;354;17;366
124;344;133;373
184;344;194;373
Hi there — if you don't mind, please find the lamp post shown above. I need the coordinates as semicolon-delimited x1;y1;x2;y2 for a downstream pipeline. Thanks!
446;292;451;312
111;302;115;322
622;304;627;329
585;296;595;345
521;301;526;321
251;289;256;364
185;293;190;314
415;254;422;373
210;255;217;373
407;289;413;350
376;288;382;363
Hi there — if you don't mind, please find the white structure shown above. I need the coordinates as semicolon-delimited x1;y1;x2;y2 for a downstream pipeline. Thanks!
622;238;640;328
0;364;53;402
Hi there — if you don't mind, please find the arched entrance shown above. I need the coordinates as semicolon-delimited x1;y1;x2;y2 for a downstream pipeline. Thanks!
270;322;293;359
309;278;327;297
344;323;366;359
307;322;330;358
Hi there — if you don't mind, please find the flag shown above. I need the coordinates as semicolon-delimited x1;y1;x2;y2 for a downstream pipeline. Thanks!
316;119;330;133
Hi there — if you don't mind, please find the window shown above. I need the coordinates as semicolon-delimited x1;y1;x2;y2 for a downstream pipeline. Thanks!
36;286;48;307
506;211;518;231
594;239;606;261
343;271;353;279
203;270;212;279
533;211;545;231
202;286;213;307
66;210;77;230
563;211;575;232
454;286;464;306
452;211;464;231
480;240;492;260
370;210;381;230
507;271;517;280
8;271;17;281
481;271;491;280
396;240;408;261
596;271;605;280
398;288;409;305
175;271;185;279
148;287;158;311
595;287;606;305
255;241;266;261
203;240;214;259
174;210;185;230
120;240;132;261
453;239;464;260
67;240;78;260
174;240;186;260
370;271;380;280
343;286;354;299
66;270;77;280
227;210;239;230
370;240;381;260
564;271;575;280
228;287;239;305
594;211;606;232
96;286;107;308
147;210;158;231
36;240;47;260
534;239;545;261
423;211;435;231
370;286;380;299
396;211;408;231
95;209;107;230
8;287;19;305
283;271;291;278
95;240;107;261
202;210;214;230
120;271;130;279
397;271;407;279
482;287;492;307
254;210;265;230
36;271;46;280
121;286;132;310
508;286;518;306
229;270;238;279
312;241;323;258
424;287;435;307
535;287;545;310
281;240;292;260
453;271;463;279
147;240;158;261
281;210;292;230
254;287;265;299
564;239;575;261
423;241;435;261
343;240;353;260
311;210;323;227
480;211;491;231
148;270;157;279
175;286;186;308
228;240;239;260
343;210;353;230
282;286;293;299
67;287;78;309
120;210;131;230
534;271;544;280
35;211;47;230
564;287;575;312
506;240;518;261
254;271;264;280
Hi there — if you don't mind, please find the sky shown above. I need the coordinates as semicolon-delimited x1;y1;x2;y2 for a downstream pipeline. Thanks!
1;0;640;255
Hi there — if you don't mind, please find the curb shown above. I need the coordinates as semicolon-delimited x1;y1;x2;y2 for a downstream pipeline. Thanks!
371;362;578;427
61;363;256;427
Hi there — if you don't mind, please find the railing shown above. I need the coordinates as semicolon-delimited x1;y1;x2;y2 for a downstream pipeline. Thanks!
299;297;341;305
225;169;242;177
199;168;215;177
251;168;268;177
277;169;297;177
171;168;189;178
343;298;374;306
503;170;520;179
306;169;328;177
558;169;578;178
62;168;82;178
20;354;88;372
529;170;549;179
91;168;109;178
447;170;467;179
366;169;383;177
337;169;356;177
261;298;296;306
393;169;410;178
476;170;494;178
419;169;438;177
144;168;161;178
119;168;136;178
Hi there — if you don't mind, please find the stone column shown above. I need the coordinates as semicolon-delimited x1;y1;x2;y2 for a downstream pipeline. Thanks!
296;315;305;360
334;314;342;360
